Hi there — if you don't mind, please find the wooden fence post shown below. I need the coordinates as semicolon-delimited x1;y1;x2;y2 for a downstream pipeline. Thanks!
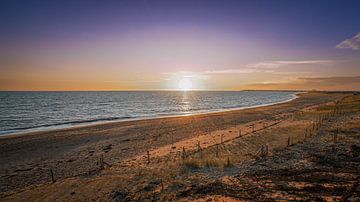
147;151;150;164
265;145;269;155
226;157;231;167
99;154;104;170
216;144;219;157
334;128;339;143
50;168;55;183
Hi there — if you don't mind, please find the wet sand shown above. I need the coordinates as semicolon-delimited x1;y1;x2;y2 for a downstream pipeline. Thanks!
0;91;347;195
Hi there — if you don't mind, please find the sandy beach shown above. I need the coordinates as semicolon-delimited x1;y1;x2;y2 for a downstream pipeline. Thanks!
1;91;359;201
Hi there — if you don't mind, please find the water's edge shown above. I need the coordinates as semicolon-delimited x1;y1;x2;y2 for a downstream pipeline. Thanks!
0;92;302;137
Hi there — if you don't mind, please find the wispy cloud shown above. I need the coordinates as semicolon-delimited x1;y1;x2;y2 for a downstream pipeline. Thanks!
246;60;333;69
104;80;160;83
243;76;360;91
164;60;333;78
335;33;360;50
203;69;258;74
164;68;268;76
202;60;332;75
297;76;360;84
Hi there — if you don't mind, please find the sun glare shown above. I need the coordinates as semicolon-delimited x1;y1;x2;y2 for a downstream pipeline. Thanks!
178;78;193;91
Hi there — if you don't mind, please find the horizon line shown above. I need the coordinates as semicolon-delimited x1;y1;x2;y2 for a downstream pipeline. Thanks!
1;89;358;93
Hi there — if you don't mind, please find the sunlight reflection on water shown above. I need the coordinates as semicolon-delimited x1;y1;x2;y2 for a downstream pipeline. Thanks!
0;91;296;134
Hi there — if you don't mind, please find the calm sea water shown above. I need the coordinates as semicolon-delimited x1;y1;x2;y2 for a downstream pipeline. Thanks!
0;91;297;135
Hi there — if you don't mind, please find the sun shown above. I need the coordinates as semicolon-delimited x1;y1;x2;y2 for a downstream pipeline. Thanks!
178;78;193;91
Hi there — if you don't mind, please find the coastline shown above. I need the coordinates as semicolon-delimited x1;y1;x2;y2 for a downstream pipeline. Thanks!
0;91;302;138
0;91;348;195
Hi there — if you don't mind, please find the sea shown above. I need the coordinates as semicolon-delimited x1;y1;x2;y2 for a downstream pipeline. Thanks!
0;91;298;135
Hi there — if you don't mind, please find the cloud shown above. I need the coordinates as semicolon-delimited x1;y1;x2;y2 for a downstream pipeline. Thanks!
163;60;332;79
203;69;259;74
246;60;333;69
242;76;360;91
163;69;259;77
297;76;360;84
335;33;360;50
201;60;332;75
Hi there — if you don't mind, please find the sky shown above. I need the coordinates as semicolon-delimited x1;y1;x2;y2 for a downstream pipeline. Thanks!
0;0;360;91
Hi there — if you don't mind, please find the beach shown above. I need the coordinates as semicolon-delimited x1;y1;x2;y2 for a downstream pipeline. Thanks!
1;91;359;201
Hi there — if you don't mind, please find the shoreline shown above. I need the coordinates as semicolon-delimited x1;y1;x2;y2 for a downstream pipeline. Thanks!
0;91;348;194
0;91;302;138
